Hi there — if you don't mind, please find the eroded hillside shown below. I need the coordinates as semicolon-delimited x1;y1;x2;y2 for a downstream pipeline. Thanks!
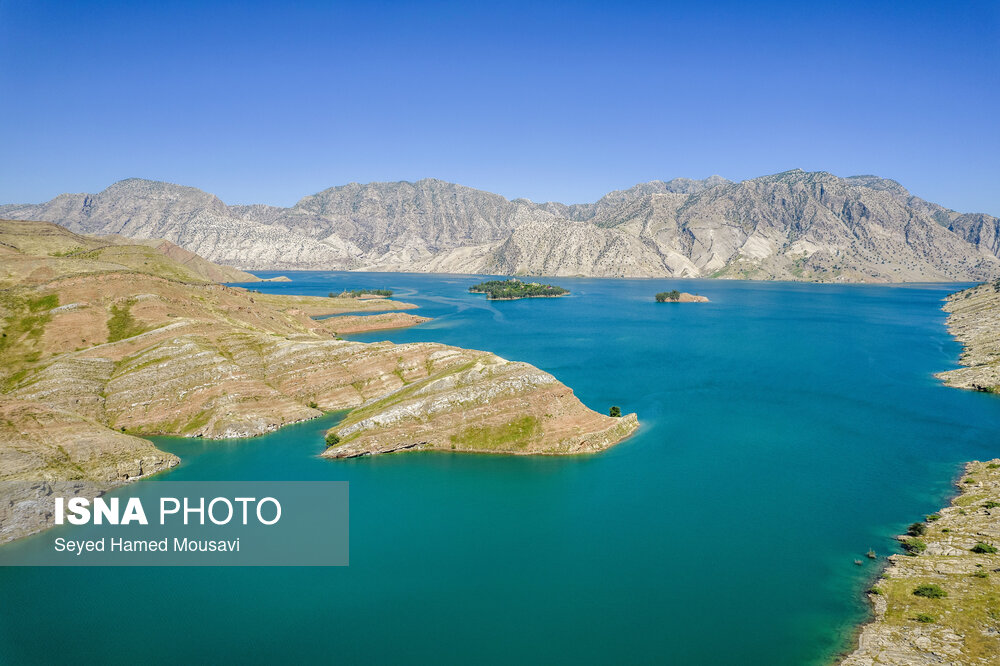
0;220;636;542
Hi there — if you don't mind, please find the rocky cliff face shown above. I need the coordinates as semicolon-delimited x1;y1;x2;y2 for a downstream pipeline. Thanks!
4;170;998;281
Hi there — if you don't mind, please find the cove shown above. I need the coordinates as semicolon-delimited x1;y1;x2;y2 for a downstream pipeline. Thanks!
1;274;999;665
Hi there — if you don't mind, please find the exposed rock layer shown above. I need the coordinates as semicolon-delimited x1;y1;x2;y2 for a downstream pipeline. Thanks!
1;220;636;541
324;356;638;457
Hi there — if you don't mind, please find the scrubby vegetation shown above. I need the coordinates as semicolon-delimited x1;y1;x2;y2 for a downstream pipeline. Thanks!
469;279;568;300
449;416;540;451
907;521;927;536
901;537;927;555
655;290;682;302
325;432;341;448
971;542;998;554
609;406;621;417
912;584;947;599
107;301;146;342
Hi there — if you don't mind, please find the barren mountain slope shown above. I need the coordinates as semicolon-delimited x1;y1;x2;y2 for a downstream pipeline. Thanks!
5;171;998;281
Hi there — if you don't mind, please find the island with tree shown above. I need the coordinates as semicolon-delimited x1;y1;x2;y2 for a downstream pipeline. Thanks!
655;290;709;303
329;288;394;299
469;279;569;300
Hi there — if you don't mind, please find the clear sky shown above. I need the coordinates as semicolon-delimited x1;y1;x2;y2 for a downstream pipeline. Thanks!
1;0;997;214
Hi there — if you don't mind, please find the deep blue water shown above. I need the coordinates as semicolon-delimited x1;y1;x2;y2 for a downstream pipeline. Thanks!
2;273;999;665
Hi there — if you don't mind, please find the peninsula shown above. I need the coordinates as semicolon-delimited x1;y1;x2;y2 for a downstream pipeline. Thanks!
469;279;569;300
0;219;637;544
935;280;1000;393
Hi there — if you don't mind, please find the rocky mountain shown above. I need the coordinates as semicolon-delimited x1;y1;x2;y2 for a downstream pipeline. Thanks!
4;170;999;281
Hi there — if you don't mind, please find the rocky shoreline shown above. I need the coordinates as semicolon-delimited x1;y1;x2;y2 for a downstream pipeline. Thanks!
841;282;1000;664
840;460;1000;665
0;220;638;543
935;281;1000;393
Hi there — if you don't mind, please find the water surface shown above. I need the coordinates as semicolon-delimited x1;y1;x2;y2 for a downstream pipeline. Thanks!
2;274;999;664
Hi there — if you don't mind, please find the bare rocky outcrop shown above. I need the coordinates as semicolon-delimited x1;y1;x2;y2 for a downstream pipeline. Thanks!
4;171;999;281
315;312;430;335
935;281;1000;393
0;400;180;544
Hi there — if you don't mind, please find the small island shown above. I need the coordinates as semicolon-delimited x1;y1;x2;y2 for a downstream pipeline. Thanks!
329;288;393;299
469;279;569;300
655;290;709;303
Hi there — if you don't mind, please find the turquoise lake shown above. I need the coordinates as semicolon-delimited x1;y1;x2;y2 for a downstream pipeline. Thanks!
2;273;1000;664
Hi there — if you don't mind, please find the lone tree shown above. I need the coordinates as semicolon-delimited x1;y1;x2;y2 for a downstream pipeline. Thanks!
655;290;682;303
609;406;622;418
325;432;341;448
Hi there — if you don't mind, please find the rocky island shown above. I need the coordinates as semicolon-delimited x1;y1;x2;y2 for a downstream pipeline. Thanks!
334;288;394;299
469;279;569;300
0;219;637;543
655;290;709;303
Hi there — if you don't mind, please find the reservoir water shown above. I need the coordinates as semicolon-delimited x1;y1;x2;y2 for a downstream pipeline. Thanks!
2;274;999;664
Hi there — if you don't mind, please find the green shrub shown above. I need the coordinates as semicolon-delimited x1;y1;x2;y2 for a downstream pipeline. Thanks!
308;401;318;409
987;463;1000;469
655;290;682;303
907;522;926;536
869;587;883;596
926;513;941;522
901;538;926;555
971;542;998;554
983;501;1000;509
609;406;621;418
324;432;341;448
914;613;935;623
107;302;145;342
973;569;989;578
964;477;975;484
912;584;946;599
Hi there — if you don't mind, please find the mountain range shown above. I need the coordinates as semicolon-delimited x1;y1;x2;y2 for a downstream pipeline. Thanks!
3;169;998;281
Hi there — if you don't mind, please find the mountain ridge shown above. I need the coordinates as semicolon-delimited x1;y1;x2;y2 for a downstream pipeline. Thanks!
3;170;998;282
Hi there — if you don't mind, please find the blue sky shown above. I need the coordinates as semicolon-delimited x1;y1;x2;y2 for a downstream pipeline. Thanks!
1;0;997;213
